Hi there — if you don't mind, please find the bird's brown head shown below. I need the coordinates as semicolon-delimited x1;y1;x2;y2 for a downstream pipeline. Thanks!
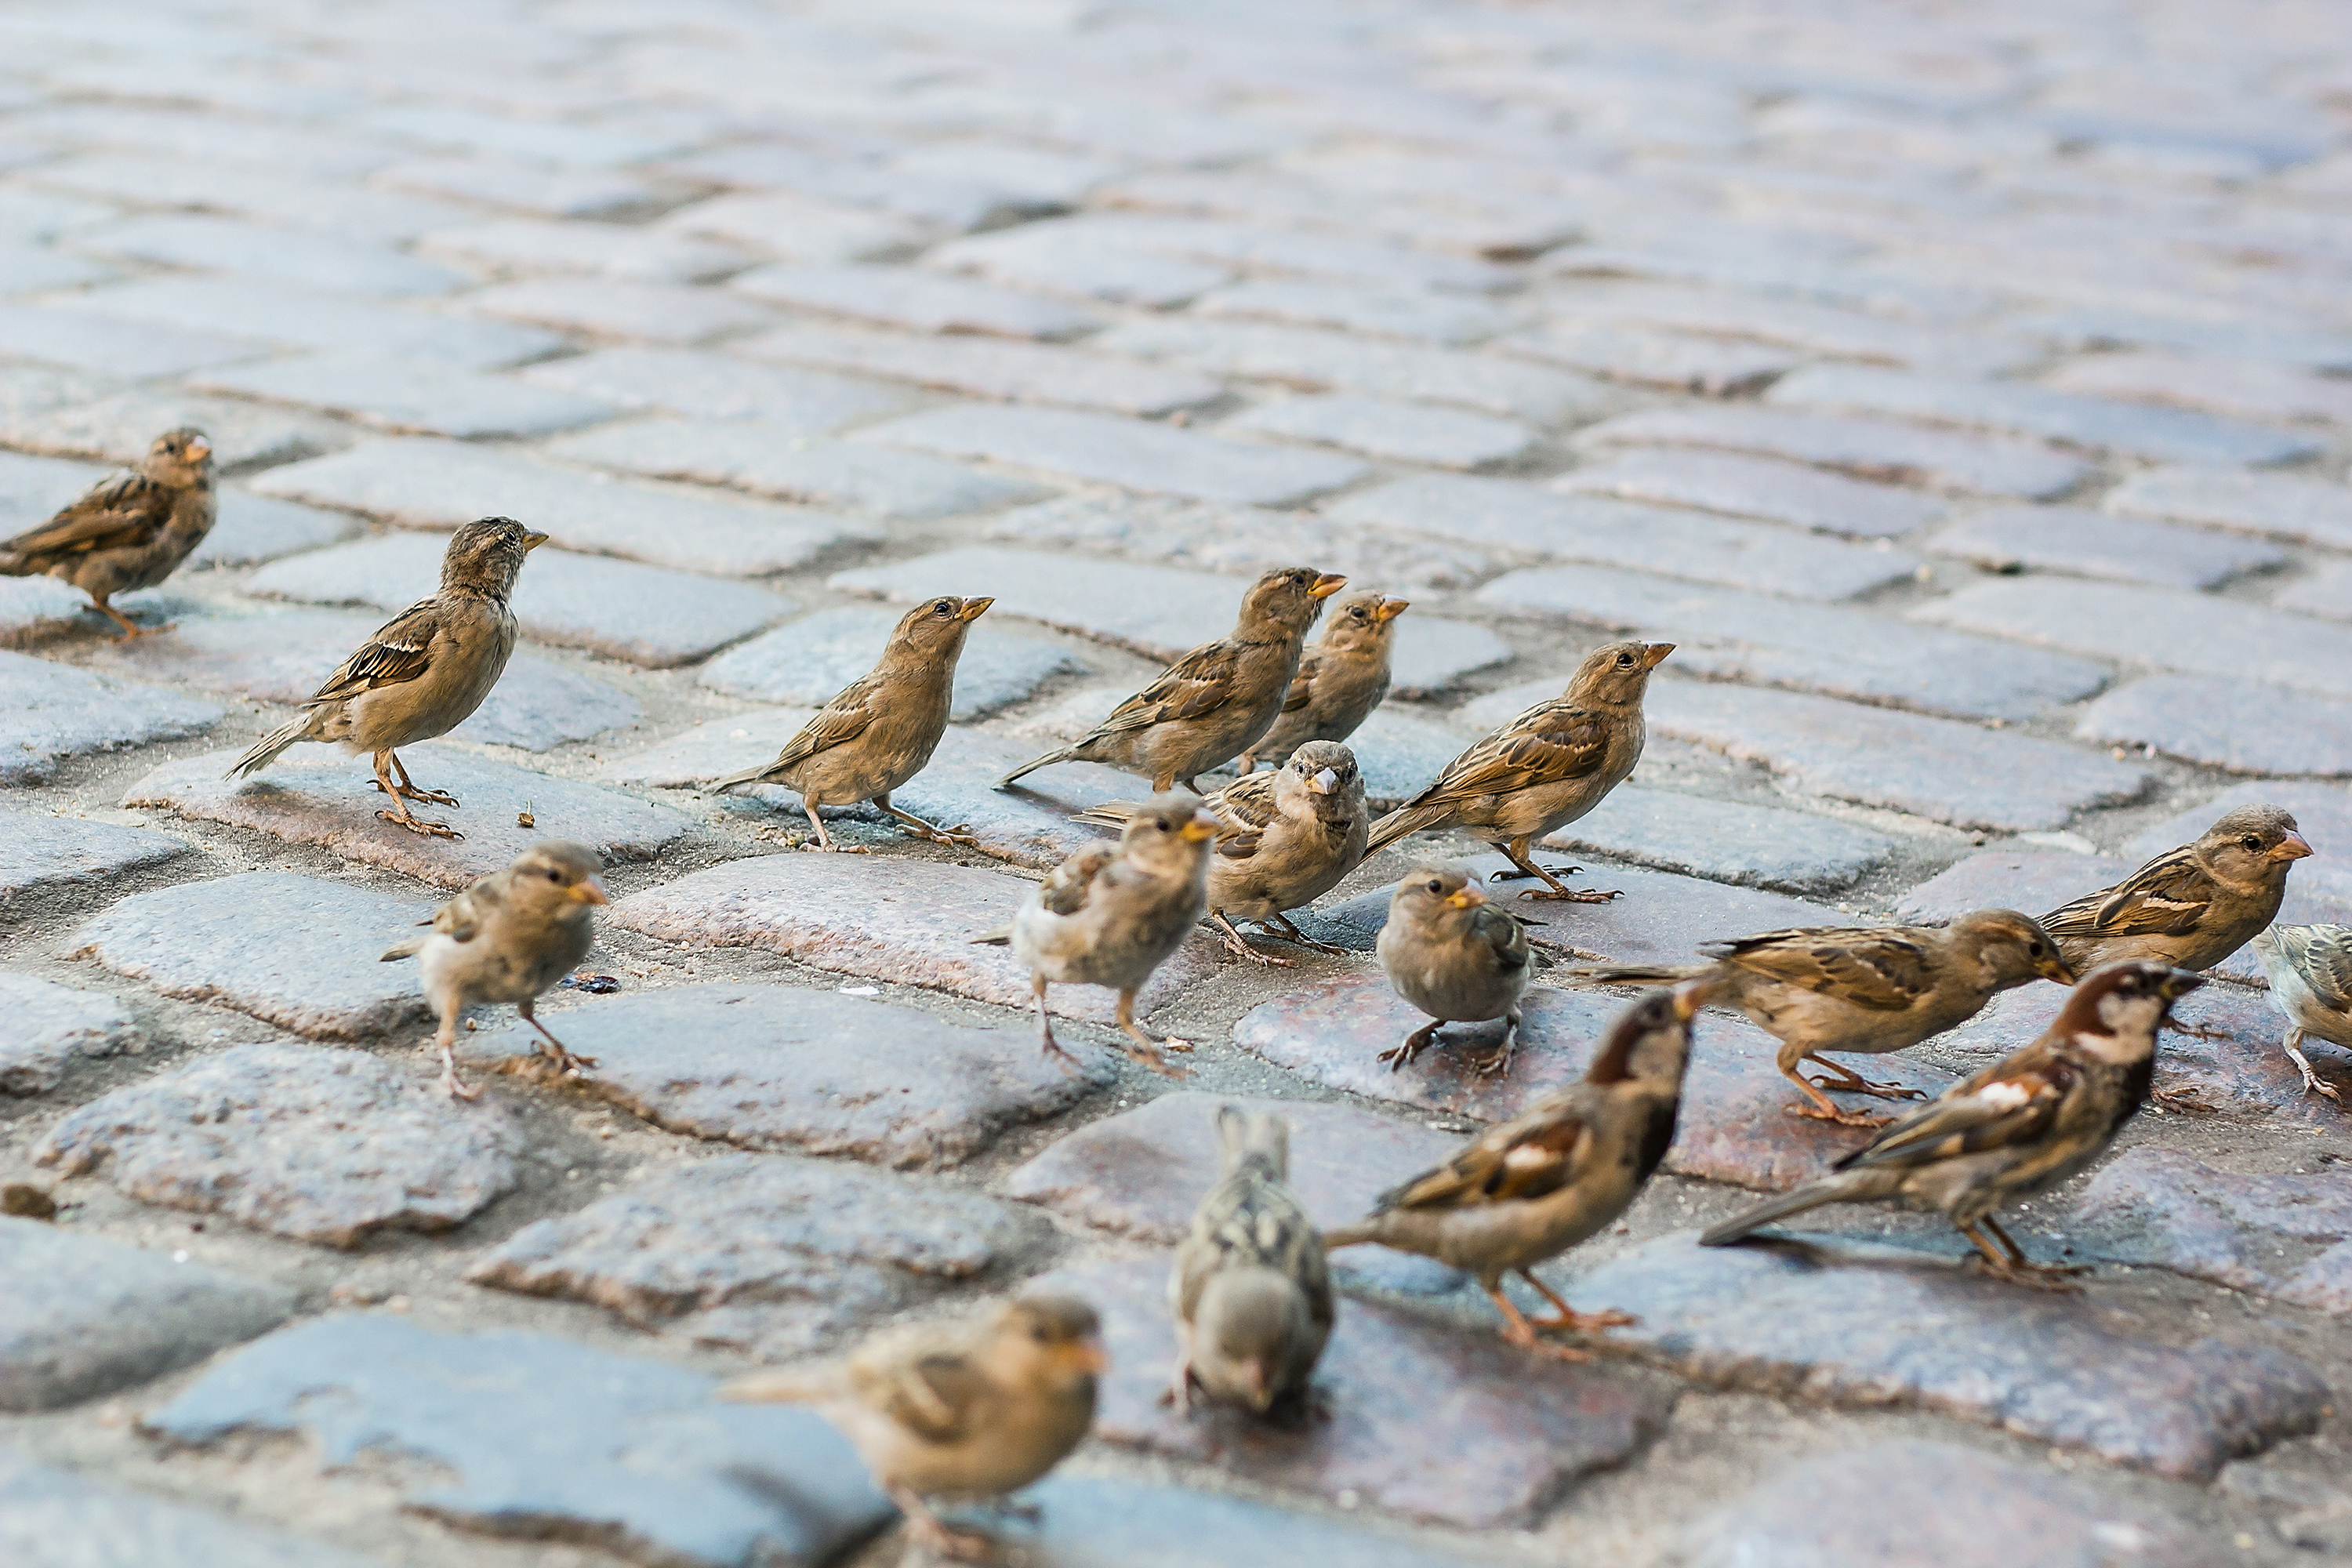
1389;862;1489;927
1119;791;1223;875
510;841;608;909
2053;960;2205;1062
892;594;993;657
1316;590;1408;656
146;426;214;487
2195;804;2313;887
441;517;547;598
996;1294;1105;1385
1564;640;1673;706
1950;908;2074;989
1279;740;1360;816
1240;566;1348;637
1585;984;1700;1087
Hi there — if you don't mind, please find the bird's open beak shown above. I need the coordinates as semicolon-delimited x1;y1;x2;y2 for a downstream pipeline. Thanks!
1180;808;1221;842
1377;597;1410;622
1444;884;1487;909
569;879;609;906
1670;977;1716;1020
2036;953;2076;985
1308;573;1348;599
1640;643;1675;669
2274;831;2314;861
522;530;550;550
958;597;994;621
1307;767;1339;795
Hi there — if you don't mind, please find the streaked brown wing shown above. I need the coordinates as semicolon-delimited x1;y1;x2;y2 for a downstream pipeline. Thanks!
2286;926;2352;1012
1378;1088;1590;1212
2044;848;2212;939
1837;1053;2070;1171
1408;701;1609;810
1089;638;1243;735
1719;928;1934;1012
307;600;441;704
767;677;879;773
1037;842;1117;916
2;472;171;559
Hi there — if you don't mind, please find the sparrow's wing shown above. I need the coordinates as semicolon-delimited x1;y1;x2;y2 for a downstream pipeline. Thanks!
1835;1047;2071;1171
1036;842;1118;916
1;471;173;560
1374;1087;1593;1212
1401;700;1611;811
2044;848;2214;939
1206;770;1279;859
2285;926;2352;1012
305;598;443;705
1279;652;1318;714
431;886;486;943
1709;927;1935;1012
1086;637;1247;735
850;1345;994;1445
764;675;880;774
1475;905;1533;976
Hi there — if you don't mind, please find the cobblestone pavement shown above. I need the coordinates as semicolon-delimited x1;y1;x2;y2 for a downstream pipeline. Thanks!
5;0;2352;1563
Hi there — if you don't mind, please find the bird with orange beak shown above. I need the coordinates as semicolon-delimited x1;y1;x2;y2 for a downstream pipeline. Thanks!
1374;862;1537;1076
0;426;215;638
1238;589;1411;775
2041;804;2315;978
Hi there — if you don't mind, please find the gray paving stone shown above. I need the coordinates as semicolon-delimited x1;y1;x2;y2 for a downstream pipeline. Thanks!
465;277;777;343
1912;579;2352;702
25;151;473;243
470;1153;1051;1357
1530;281;2045;375
1572;1232;2325;1478
986;494;1494;593
2078;1149;2352;1314
417;218;751;282
657;191;930;262
1646;681;2150;830
889;143;1119;209
1573;406;2090;499
193;354;612;439
5;105;404;178
519;346;912;426
991;213;1511;294
2016;305;2352;371
186;491;360;569
731;263;1098;339
1545;785;1897;895
1497;321;1797;395
735;324;1223;416
125;746;691;891
549;423;1043;520
0;810;187;911
0;974;140;1095
0;1450;384;1568
956;1475;1480;1568
608;852;1221;1027
1094;318;1610;423
2103;466;2352;552
463;983;1111;1168
1478;566;2107;720
0;388;353;471
1341;707;1482;808
696;605;1078;720
71;870;431;1038
923;225;1232;307
145;1314;890;1566
2275;559;2352;624
39;1044;523;1247
68;215;465;296
60;274;564;367
245;533;792;669
2074;676;2352;777
1925;504;2285;590
659;154;1033;232
0;1218;291;1413
1192;280;1519;345
1335;477;1920;601
0;303;274;378
0;652;222;784
0;188;116;241
851;406;1368;506
372;154;659;217
0;365;117;428
0;582;114;647
0;238;113;295
2045;350;2352;428
248;438;877;577
1891;849;2136;925
1224;394;1537;469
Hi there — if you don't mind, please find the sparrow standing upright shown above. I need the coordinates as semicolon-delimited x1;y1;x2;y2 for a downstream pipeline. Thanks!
2041;804;2312;975
380;841;608;1100
1377;863;1535;1076
708;595;993;850
1701;960;2205;1288
0;427;213;638
1237;590;1408;774
997;567;1346;793
1326;984;1704;1358
1365;641;1672;900
227;518;546;838
2252;924;2352;1105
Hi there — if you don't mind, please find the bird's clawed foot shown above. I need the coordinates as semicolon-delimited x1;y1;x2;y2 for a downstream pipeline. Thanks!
377;808;463;839
2286;1039;2344;1104
1496;1317;1594;1362
1266;914;1346;956
374;778;461;808
1803;1073;1926;1103
1218;933;1294;967
1784;1101;1895;1128
1472;1031;1516;1078
439;1054;481;1102
885;806;981;849
1519;885;1622;904
2168;1020;2233;1043
2148;1085;2212;1114
1971;1256;2089;1294
1378;1022;1439;1073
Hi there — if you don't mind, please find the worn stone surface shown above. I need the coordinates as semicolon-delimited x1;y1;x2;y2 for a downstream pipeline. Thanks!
71;213;465;295
0;809;187;908
0;302;278;378
0;651;222;784
2103;466;2352;551
38;1044;524;1247
546;420;1045;518
1891;848;2132;925
924;223;1232;307
1537;281;2038;376
0;1450;384;1568
1499;321;1796;394
1573;405;2090;499
145;1314;891;1567
696;606;1080;720
1571;1232;2328;1479
125;746;691;892
0;974;140;1095
1224;394;1537;470
2075;676;2352;778
0;386;354;470
657;191;927;262
2045;350;2352;429
1341;707;1482;808
960;1475;1483;1567
193;353;613;439
518;347;913;426
0;578;97;646
470;1154;1051;1358
466;276;775;343
1925;504;2283;590
2077;1149;2352;1313
739;325;1222;416
417;217;750;282
1546;785;1897;895
61;274;564;367
2276;559;2352;625
0;1218;291;1412
459;983;1111;1170
186;491;359;569
1552;447;1944;539
1193;279;1519;344
731;263;1098;339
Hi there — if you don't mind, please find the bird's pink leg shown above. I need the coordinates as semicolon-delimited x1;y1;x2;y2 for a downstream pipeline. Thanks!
1491;837;1620;902
373;751;460;838
517;1000;597;1074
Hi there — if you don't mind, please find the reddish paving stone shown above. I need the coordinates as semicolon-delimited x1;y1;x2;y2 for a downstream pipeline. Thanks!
2074;677;2352;779
2076;1149;2352;1313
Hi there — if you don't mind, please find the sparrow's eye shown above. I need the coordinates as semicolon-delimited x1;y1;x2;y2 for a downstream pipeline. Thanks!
546;869;561;881
1350;607;1367;619
1426;880;1443;894
1615;652;1635;667
2029;941;2043;955
2241;835;2260;851
1154;818;1170;831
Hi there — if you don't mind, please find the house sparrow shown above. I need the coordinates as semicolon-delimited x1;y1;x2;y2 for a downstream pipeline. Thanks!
979;793;1221;1076
1076;741;1367;966
707;596;993;851
1167;1105;1333;1420
0;427;213;639
997;567;1346;794
226;518;546;837
1326;983;1704;1358
721;1294;1102;1564
1377;863;1535;1076
1567;909;2074;1127
2251;924;2351;1105
2041;804;2313;976
1236;591;1408;774
379;841;608;1100
1364;641;1672;900
1701;960;2205;1289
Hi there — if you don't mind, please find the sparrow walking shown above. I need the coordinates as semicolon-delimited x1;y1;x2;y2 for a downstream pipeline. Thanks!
0;427;213;638
2252;924;2352;1105
1237;591;1408;774
2041;804;2313;976
1376;863;1536;1076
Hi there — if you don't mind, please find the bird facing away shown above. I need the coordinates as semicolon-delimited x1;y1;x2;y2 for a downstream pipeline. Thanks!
0;426;214;638
707;595;993;851
1700;960;2205;1289
2040;804;2312;977
1327;983;1704;1359
2252;924;2352;1105
226;517;546;838
1237;590;1408;775
379;841;608;1100
1567;909;2074;1127
982;793;1221;1077
1076;740;1368;966
1377;863;1536;1077
1168;1105;1334;1420
721;1294;1102;1564
1364;640;1673;901
996;566;1346;794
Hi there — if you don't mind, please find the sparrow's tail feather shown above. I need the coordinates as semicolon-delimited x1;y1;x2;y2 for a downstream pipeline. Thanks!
0;550;31;576
969;925;1012;946
379;936;426;963
1320;1221;1379;1250
1560;962;1717;988
1070;800;1140;830
706;762;779;793
716;1370;829;1404
1363;803;1451;857
227;713;319;779
996;746;1077;789
1698;1176;1868;1247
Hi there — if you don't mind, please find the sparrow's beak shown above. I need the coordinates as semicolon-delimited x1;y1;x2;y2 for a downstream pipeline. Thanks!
1307;767;1339;795
1244;1360;1272;1412
1444;884;1487;910
957;597;994;621
1640;643;1676;669
522;530;550;550
1308;573;1348;599
2035;952;2076;985
2158;969;2209;1002
184;437;212;462
1069;1335;1109;1375
2274;831;2314;861
1670;977;1716;1020
568;878;609;906
1376;597;1410;622
1180;808;1221;842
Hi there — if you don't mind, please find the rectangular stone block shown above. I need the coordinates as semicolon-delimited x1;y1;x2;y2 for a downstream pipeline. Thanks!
0;1452;377;1568
1925;504;2285;590
2074;675;2352;779
2044;350;2352;427
658;190;931;261
2103;466;2352;551
1536;279;2042;375
2276;560;2352;624
69;213;466;295
0;303;274;378
730;263;1098;339
0;972;141;1094
416;218;751;282
1223;394;1538;469
985;493;1493;593
60;274;564;366
1573;405;2089;499
547;423;1045;520
0;387;354;470
187;491;360;569
1552;448;1946;539
0;809;188;907
734;324;1223;415
0;651;222;784
27;151;471;242
371;154;659;218
1192;279;1519;345
193;353;615;438
1544;784;1897;895
518;345;912;426
990;212;1511;293
695;605;1076;718
924;224;1231;307
1497;321;1797;394
465;277;777;342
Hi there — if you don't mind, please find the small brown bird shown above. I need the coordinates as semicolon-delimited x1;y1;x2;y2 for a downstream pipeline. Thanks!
227;518;546;837
1377;863;1535;1076
1326;983;1704;1358
1701;960;2205;1289
380;841;608;1100
721;1294;1103;1563
708;595;993;850
997;566;1346;794
2252;924;2352;1105
1236;590;1408;774
1569;909;2074;1127
1364;641;1672;900
1167;1105;1333;1419
2041;804;2313;976
0;427;214;638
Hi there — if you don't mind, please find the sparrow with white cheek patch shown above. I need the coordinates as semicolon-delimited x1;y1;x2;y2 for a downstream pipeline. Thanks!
1325;984;1704;1359
2042;804;2313;978
1701;960;2205;1290
380;841;608;1100
2252;924;2352;1105
0;426;214;639
1238;591;1408;775
1376;863;1537;1077
708;595;993;851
